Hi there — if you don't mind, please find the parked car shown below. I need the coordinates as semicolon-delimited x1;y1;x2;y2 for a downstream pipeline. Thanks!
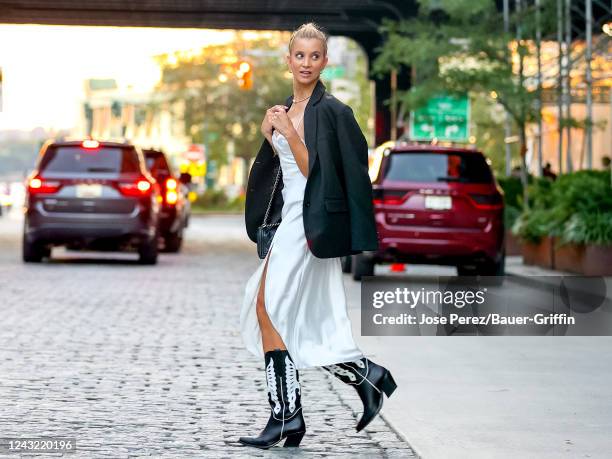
345;143;505;280
142;149;191;252
23;139;161;264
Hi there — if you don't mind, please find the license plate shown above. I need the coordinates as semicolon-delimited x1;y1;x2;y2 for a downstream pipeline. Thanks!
424;195;452;210
76;184;102;198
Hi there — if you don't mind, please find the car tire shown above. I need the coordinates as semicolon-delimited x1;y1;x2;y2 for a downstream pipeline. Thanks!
138;234;158;265
456;263;478;276
341;255;352;273
457;252;505;284
23;235;49;263
163;231;183;253
352;253;375;281
479;251;506;276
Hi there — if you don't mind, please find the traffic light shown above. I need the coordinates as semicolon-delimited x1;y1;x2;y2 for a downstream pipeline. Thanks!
237;61;253;90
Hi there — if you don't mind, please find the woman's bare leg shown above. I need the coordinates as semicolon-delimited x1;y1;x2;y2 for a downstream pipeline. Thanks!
256;250;287;352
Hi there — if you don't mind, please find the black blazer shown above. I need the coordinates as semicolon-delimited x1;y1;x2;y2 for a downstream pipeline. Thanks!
244;79;378;258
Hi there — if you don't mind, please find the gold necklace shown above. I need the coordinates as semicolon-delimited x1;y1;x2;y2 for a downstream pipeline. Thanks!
292;94;311;104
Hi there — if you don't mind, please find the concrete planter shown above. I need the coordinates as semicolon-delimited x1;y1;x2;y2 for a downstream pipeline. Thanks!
521;236;555;269
553;242;584;274
554;243;612;275
505;230;523;256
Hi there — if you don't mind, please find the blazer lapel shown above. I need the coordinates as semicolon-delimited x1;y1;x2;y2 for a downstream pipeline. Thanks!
285;79;326;178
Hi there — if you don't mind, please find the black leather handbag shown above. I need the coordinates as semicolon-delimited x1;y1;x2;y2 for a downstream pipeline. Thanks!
256;164;282;259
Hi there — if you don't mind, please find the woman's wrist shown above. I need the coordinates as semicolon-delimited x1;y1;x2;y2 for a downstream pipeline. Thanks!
284;127;300;143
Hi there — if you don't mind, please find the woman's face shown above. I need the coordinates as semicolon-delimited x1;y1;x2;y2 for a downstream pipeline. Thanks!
286;38;328;86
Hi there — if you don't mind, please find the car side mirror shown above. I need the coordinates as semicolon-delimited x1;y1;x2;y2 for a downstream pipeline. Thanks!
179;172;192;184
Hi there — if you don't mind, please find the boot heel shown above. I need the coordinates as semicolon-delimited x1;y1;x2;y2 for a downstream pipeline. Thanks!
283;430;305;447
380;370;397;397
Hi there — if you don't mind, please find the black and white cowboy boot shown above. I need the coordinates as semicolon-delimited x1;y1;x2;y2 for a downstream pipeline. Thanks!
323;357;397;432
239;349;306;449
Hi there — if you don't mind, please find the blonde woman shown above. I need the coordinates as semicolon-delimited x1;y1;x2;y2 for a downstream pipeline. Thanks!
240;23;397;449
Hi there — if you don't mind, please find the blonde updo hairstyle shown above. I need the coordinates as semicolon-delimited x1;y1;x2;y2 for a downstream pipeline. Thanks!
288;22;328;55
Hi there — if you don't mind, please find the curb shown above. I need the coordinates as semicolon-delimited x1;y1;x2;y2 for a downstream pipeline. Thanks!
378;409;423;459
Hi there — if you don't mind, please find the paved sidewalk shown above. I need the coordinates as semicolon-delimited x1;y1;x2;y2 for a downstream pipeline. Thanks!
345;254;612;459
506;255;574;277
0;214;416;458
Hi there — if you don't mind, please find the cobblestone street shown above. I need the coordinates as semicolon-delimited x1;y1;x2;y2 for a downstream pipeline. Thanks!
0;214;416;458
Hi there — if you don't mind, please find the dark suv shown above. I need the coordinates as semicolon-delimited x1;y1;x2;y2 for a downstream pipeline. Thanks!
142;149;191;252
23;139;161;264
349;143;505;279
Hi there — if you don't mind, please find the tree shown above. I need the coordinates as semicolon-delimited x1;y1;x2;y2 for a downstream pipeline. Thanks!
372;0;561;207
155;32;292;167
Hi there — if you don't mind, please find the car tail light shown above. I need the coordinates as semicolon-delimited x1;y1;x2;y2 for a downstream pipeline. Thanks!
468;193;503;210
117;178;153;197
164;178;179;205
28;175;61;194
372;188;409;205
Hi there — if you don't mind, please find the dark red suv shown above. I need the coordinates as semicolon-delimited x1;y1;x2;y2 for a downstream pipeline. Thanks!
348;143;505;279
143;149;191;253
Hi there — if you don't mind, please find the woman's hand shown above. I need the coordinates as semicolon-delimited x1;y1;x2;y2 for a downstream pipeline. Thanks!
269;106;297;139
261;105;288;138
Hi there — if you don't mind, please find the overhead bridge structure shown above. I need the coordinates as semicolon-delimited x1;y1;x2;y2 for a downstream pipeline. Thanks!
0;0;419;143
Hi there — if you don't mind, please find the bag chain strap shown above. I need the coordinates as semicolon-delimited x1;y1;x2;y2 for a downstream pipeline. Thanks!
261;163;282;228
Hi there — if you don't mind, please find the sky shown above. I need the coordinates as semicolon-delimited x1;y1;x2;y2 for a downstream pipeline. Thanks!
0;24;236;131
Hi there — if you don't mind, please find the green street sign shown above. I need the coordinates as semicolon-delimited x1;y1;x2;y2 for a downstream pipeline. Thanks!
321;66;346;80
409;94;470;142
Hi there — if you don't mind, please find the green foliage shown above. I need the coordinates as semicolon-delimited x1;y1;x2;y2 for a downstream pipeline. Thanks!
156;34;374;167
373;0;573;212
497;177;523;209
471;95;517;176
191;188;245;212
157;35;292;166
374;0;534;123
562;213;612;246
497;176;524;227
512;171;612;245
504;204;522;229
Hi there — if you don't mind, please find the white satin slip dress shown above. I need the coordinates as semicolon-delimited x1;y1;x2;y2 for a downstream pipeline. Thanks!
240;121;365;370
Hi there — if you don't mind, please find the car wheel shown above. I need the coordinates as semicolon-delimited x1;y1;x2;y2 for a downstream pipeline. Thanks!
352;253;375;281
456;263;478;276
138;234;158;265
341;255;352;273
23;235;48;263
163;231;183;253
478;251;506;276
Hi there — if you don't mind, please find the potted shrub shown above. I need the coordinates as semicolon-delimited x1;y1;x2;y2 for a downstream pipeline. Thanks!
498;176;524;255
513;170;612;273
511;178;557;269
556;205;612;275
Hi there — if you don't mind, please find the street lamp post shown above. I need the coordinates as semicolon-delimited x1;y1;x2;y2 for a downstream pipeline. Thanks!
585;0;593;170
536;0;543;177
503;0;512;177
564;0;573;173
557;0;564;174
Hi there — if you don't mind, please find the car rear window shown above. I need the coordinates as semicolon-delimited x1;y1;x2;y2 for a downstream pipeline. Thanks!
383;151;493;183
144;153;172;176
39;146;141;174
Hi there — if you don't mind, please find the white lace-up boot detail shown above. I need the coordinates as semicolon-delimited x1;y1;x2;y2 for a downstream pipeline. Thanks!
266;359;281;415
239;349;306;449
284;355;301;413
324;364;357;382
321;356;397;432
